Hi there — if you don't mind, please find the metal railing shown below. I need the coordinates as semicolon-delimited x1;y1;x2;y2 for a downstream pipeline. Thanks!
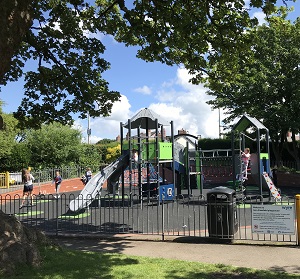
0;192;297;245
0;172;9;189
8;165;106;186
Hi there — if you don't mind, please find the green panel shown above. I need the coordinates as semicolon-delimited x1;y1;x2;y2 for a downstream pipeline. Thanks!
142;142;156;160
141;142;173;160
260;153;269;159
148;143;156;159
159;142;173;160
122;143;139;151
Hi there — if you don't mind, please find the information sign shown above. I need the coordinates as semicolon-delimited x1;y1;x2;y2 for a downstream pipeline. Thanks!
251;204;295;234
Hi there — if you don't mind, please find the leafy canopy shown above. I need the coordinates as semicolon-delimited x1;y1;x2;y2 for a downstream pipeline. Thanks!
1;0;120;129
204;7;300;167
0;0;286;129
100;0;280;81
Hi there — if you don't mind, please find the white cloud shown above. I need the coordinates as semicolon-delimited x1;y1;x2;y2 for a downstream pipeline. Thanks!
78;95;131;143
133;85;152;95
150;68;222;138
81;68;225;142
134;85;152;95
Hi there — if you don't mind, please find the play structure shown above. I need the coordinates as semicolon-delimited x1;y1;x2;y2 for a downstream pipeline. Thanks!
69;110;280;212
230;115;281;201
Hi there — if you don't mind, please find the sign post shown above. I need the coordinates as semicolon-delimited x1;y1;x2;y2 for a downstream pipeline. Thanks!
296;195;300;246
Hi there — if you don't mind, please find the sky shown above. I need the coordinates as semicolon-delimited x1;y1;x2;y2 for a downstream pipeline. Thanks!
1;1;299;143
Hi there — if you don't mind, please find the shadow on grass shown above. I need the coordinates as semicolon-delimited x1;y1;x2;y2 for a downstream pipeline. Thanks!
12;246;139;279
9;243;298;279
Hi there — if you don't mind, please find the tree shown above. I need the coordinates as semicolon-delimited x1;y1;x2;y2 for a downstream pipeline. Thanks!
103;0;279;77
24;122;82;168
0;104;22;171
205;9;300;168
77;144;104;168
0;113;18;160
0;1;33;79
1;0;120;129
0;0;281;128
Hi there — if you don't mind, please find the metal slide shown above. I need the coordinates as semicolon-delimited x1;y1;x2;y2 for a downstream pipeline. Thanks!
262;172;281;201
69;153;129;212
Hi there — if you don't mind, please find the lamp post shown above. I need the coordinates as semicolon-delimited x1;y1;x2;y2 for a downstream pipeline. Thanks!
87;113;91;144
219;108;221;139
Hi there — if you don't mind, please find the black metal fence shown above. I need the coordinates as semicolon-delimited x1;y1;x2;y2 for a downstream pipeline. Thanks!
0;192;297;244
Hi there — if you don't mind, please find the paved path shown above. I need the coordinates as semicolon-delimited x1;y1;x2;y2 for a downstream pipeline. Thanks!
51;235;300;274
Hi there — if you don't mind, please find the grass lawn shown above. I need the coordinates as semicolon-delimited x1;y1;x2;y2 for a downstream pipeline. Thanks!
4;245;298;279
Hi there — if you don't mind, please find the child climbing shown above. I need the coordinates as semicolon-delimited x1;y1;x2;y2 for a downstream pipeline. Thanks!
241;148;251;180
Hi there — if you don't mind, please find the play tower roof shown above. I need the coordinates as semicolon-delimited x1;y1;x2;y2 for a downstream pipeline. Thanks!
233;114;268;133
123;108;169;129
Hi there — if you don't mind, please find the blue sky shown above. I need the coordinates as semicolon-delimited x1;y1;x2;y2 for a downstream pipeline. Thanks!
1;1;299;143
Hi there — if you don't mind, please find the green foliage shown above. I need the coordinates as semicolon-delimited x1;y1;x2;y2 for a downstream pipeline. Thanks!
2;0;121;129
23;122;82;168
204;9;300;167
198;138;231;150
0;112;21;171
96;138;116;144
2;142;32;171
0;105;108;171
0;113;19;159
102;0;277;82
105;143;121;163
206;9;300;124
0;0;281;129
77;144;103;167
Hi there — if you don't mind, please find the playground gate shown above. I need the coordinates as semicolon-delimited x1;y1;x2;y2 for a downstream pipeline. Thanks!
0;172;9;189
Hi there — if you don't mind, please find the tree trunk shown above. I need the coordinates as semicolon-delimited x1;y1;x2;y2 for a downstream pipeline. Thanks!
284;130;300;171
0;0;34;81
271;140;283;167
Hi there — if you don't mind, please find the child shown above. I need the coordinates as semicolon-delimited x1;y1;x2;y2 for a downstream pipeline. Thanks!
52;170;62;198
20;168;35;209
85;168;92;184
241;148;251;179
81;168;92;185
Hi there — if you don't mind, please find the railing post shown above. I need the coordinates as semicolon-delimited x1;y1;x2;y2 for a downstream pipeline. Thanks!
296;194;300;246
161;194;165;241
56;197;59;237
5;172;9;188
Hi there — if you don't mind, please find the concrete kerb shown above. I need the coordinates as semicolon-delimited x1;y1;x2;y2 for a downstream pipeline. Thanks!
46;231;296;247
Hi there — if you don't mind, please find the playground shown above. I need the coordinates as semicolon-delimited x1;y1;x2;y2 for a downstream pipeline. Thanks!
66;109;285;212
0;108;299;244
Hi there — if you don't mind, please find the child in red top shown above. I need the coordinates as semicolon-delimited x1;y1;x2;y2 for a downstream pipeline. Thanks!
241;148;251;179
52;170;62;198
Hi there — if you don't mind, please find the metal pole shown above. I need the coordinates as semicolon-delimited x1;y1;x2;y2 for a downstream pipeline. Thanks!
296;194;300;246
232;131;236;187
257;129;263;198
128;119;132;203
171;121;176;195
219;108;221;139
120;122;125;201
155;119;160;202
87;114;91;144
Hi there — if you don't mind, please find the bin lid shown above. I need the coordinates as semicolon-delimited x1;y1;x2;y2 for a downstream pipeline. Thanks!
207;186;236;196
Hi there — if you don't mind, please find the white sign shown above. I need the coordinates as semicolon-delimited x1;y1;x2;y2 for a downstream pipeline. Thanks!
251;204;295;234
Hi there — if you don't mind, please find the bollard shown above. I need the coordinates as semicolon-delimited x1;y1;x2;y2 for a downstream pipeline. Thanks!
296;195;300;246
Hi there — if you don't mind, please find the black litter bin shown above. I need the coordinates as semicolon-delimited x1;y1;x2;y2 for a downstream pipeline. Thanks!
207;186;238;238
